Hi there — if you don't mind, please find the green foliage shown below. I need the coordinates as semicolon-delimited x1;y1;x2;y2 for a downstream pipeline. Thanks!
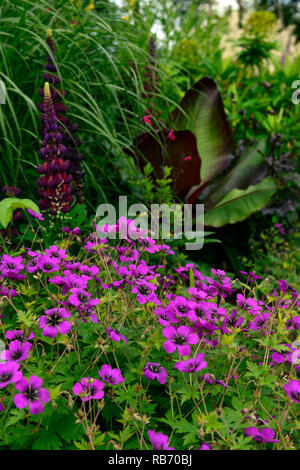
0;197;40;228
244;11;277;37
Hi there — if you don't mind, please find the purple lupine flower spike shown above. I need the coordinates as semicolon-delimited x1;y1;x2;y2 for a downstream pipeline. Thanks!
38;30;85;204
37;82;74;215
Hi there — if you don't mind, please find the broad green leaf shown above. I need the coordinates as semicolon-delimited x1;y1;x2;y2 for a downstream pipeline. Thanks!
0;197;40;228
204;177;277;227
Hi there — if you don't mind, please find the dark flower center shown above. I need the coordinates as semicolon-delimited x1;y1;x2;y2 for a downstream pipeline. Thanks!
43;263;53;270
25;386;39;401
291;391;300;401
177;306;187;314
195;307;205;318
48;313;60;325
149;365;159;373
11;350;21;360
78;293;87;301
174;334;186;345
139;286;151;295
0;372;11;383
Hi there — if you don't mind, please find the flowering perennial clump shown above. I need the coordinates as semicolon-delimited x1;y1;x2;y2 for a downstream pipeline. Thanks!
0;218;299;450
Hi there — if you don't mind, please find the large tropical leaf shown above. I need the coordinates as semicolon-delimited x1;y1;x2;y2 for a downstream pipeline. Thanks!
135;130;201;200
204;177;277;227
168;76;233;189
204;138;268;209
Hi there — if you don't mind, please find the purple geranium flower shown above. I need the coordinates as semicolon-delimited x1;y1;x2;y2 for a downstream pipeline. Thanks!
199;443;212;450
240;271;262;282
168;296;195;320
243;427;279;443
144;363;168;384
0;362;23;388
105;327;128;345
153;306;178;326
148;430;174;450
236;294;262;314
98;364;125;385
174;353;207;373
0;254;25;280
162;325;198;356
221;310;244;334
68;288;100;308
5;330;34;342
73;377;105;401
39;307;72;338
1;340;32;362
248;313;270;332
14;375;50;414
156;244;175;255
131;280;161;305
45;245;67;259
37;255;59;273
26;208;44;221
283;379;300;404
138;237;159;253
201;373;230;390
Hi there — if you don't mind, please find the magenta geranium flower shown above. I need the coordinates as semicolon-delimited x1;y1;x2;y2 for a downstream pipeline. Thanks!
283;379;300;404
221;310;244;334
240;271;262;282
162;325;198;356
45;245;67;259
144;363;168;384
153;307;178;326
138;237;159;253
73;377;105;401
201;373;230;390
14;375;50;415
156;244;175;255
148;430;174;450
199;443;212;450
105;327;127;345
37;255;59;273
68;288;100;308
243;427;279;443
236;294;262;314
98;364;125;385
174;353;207;373
5;330;34;342
248;313;270;332
131;280;161;305
26;208;44;221
39;307;72;338
0;254;25;280
168;296;195;320
1;340;32;362
0;362;23;388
